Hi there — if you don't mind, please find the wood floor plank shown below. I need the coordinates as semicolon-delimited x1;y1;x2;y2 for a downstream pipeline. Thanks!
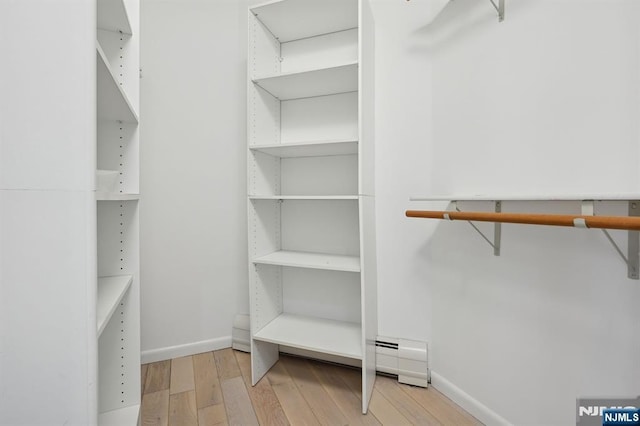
145;360;171;394
169;390;198;426
271;381;321;426
220;376;259;426
281;356;350;425
338;363;365;398
197;403;228;426
213;349;241;381
141;363;149;395
310;362;381;425
401;384;482;426
265;359;292;386
375;375;442;425
340;369;411;425
193;352;224;408
235;351;290;426
369;389;412;426
170;356;195;395
140;352;480;426
141;389;169;426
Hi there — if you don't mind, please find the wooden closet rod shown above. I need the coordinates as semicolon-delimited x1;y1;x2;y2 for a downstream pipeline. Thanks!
405;210;640;231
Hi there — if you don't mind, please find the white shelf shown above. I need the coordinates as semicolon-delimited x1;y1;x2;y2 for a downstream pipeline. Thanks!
253;313;362;360
253;250;360;272
250;0;358;43
249;195;358;200
97;0;132;34
97;43;139;123
410;193;640;201
96;192;140;201
253;62;358;100
250;139;358;158
98;404;140;426
97;275;133;337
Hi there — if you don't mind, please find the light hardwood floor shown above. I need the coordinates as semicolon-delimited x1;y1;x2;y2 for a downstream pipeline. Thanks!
141;349;482;426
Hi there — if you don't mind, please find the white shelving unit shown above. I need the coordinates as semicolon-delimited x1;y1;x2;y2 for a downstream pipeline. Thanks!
0;0;140;423
247;0;377;413
96;0;141;423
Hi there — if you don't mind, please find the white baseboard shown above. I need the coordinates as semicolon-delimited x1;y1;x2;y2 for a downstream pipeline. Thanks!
430;371;512;426
141;336;232;364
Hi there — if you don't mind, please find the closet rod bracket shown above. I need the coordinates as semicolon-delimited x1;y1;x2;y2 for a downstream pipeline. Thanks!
453;200;501;256
627;201;639;279
488;0;505;22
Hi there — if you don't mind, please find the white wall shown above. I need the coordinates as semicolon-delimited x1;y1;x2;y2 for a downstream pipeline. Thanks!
139;0;251;361
372;0;640;424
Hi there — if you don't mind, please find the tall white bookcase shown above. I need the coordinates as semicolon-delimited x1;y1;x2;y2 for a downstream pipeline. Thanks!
96;0;141;424
247;0;378;413
0;0;141;424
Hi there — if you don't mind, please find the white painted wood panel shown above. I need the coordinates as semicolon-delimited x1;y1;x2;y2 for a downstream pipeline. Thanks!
248;85;280;147
248;199;281;259
248;11;281;79
248;150;280;197
0;1;95;192
358;0;375;197
0;190;96;424
253;313;362;359
359;194;377;413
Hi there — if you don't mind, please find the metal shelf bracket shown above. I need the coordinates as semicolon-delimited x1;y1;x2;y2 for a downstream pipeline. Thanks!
626;201;639;279
582;201;639;280
453;201;502;256
488;0;505;22
408;199;640;279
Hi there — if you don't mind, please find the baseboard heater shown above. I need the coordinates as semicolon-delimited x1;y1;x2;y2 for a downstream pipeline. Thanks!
232;314;429;388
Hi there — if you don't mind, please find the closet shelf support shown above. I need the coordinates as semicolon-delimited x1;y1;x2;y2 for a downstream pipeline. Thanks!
406;200;640;279
489;0;505;22
452;201;501;256
627;201;639;279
